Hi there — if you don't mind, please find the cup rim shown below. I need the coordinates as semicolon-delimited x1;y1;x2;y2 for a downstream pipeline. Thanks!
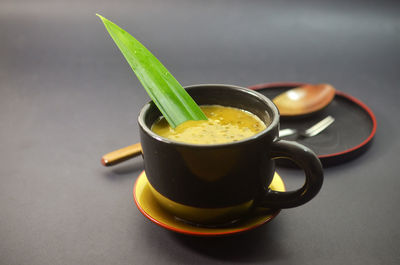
138;84;280;148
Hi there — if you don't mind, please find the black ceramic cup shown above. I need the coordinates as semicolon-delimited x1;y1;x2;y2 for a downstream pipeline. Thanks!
138;84;323;225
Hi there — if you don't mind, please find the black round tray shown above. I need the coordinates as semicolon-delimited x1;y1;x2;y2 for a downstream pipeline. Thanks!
248;82;377;167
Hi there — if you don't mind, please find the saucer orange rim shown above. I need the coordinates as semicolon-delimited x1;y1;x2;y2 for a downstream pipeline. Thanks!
133;171;285;237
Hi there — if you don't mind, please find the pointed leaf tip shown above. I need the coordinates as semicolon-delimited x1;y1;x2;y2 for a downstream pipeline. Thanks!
96;13;104;20
97;15;207;128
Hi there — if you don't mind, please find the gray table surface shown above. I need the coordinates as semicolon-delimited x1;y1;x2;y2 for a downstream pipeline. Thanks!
1;0;399;264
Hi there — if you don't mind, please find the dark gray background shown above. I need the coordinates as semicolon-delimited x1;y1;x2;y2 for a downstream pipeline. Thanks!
1;0;399;264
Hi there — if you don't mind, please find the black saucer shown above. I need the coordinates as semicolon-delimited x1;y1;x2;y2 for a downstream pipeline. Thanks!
248;82;377;167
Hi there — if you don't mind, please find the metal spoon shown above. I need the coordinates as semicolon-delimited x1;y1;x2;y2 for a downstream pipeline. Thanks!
279;116;335;138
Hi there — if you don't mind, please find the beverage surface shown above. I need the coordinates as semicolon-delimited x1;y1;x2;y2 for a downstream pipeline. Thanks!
151;105;267;144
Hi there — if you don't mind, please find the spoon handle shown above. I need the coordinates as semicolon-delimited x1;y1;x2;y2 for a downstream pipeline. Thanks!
101;142;142;167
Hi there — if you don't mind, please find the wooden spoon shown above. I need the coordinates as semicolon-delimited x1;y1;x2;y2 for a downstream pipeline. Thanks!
101;83;335;166
101;142;142;167
273;83;335;116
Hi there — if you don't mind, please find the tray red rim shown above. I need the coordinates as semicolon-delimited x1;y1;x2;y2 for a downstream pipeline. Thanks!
248;82;377;160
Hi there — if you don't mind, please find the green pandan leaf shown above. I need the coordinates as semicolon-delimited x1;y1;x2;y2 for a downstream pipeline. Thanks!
97;14;207;128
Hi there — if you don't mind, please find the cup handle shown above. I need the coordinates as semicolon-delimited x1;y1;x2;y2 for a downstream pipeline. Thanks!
258;140;324;209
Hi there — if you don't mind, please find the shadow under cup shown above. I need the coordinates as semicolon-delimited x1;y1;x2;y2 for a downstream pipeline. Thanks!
138;84;323;225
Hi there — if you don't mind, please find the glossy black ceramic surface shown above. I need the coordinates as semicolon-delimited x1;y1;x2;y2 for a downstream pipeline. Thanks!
138;84;323;210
